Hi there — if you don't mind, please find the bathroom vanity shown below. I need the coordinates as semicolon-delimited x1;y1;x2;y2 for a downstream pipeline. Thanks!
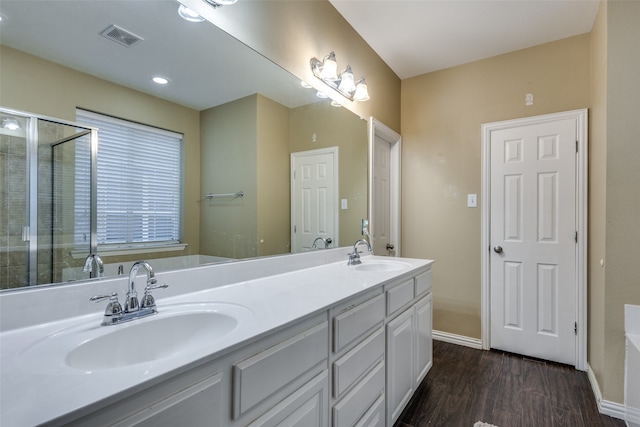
0;249;433;427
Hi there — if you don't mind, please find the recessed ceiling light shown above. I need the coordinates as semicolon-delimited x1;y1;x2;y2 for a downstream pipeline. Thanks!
152;76;169;85
178;5;205;22
2;118;21;130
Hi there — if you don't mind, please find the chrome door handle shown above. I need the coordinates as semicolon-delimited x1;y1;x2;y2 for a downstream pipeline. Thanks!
386;243;395;250
493;246;503;254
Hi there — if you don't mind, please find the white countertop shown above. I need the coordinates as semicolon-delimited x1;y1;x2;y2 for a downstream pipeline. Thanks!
0;255;432;426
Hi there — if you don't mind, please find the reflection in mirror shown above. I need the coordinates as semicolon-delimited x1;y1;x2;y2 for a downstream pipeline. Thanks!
0;0;368;291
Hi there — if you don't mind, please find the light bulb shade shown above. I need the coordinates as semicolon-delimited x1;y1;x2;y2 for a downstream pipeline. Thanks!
316;91;329;99
320;52;338;81
337;65;356;94
353;78;370;101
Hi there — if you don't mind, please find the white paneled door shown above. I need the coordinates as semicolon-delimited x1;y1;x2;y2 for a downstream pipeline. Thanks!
369;118;401;257
372;135;391;255
489;116;577;365
291;148;338;253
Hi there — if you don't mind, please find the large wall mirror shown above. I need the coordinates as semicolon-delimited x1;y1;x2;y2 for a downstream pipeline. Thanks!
0;0;368;291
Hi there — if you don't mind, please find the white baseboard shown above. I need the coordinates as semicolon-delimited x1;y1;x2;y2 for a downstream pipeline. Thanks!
586;364;626;420
433;330;483;349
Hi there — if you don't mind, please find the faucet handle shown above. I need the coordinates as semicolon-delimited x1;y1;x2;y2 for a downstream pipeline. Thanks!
140;283;169;309
90;293;123;325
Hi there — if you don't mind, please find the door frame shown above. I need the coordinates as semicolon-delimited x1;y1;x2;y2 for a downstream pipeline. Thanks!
368;117;402;256
480;109;588;370
290;146;339;252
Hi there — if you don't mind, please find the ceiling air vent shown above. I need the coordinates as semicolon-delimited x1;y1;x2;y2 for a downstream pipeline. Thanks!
99;24;144;48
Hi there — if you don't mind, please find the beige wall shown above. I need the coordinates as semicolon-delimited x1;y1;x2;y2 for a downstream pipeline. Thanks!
290;102;368;246
190;0;401;132
401;34;590;339
257;95;291;256
600;0;640;403
200;95;258;258
0;46;202;260
588;0;608;403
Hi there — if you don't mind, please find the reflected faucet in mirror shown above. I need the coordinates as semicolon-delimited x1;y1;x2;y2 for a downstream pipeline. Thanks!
312;237;333;249
82;254;104;279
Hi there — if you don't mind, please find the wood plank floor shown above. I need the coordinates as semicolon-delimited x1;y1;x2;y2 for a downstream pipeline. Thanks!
394;340;625;427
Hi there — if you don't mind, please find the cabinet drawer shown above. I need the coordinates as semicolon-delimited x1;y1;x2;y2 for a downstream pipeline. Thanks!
386;278;414;316
415;269;432;297
333;294;384;353
354;394;385;427
333;328;384;399
332;361;385;427
233;321;328;419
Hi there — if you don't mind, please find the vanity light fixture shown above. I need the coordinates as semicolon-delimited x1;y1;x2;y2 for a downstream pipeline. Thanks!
152;76;170;85
204;0;238;8
2;118;20;131
353;78;370;101
178;4;205;22
310;51;369;102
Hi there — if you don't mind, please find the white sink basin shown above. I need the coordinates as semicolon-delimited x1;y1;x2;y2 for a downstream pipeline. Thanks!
22;302;253;372
67;310;237;370
354;260;411;272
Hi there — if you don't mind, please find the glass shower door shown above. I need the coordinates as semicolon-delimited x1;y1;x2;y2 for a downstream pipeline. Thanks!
0;108;97;289
0;112;30;289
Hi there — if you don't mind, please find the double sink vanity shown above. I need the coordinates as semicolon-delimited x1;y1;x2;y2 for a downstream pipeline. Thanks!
0;248;434;426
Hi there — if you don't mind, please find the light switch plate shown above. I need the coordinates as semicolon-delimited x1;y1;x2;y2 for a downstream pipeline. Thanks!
467;194;477;208
341;199;348;210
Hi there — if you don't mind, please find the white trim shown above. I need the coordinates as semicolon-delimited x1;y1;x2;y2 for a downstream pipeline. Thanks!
587;364;627;420
290;147;340;251
433;330;483;350
368;118;402;256
480;109;588;370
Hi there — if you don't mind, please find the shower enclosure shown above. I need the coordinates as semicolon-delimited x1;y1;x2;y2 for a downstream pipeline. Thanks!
0;107;98;289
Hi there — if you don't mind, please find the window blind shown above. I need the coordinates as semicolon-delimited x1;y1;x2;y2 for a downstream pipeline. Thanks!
75;109;183;249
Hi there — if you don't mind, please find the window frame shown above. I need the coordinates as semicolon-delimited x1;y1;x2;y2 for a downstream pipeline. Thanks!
75;109;185;255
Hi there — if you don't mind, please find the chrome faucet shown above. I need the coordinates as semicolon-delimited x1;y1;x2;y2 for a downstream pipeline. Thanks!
83;253;104;278
90;260;168;326
311;237;333;249
348;239;373;265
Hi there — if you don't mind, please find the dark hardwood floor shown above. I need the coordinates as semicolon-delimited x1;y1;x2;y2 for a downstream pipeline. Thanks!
394;340;625;427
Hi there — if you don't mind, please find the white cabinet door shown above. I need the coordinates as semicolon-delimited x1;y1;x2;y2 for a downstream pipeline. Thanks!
414;293;433;386
111;372;223;427
248;371;328;427
386;307;415;425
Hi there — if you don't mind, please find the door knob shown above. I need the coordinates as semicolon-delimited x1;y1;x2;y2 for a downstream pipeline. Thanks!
493;246;503;254
386;243;395;250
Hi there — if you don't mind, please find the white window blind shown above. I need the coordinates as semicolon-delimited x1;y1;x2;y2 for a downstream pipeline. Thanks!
76;109;183;249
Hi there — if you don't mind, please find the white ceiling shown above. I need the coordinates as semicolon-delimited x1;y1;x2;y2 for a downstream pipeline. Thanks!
329;0;601;79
